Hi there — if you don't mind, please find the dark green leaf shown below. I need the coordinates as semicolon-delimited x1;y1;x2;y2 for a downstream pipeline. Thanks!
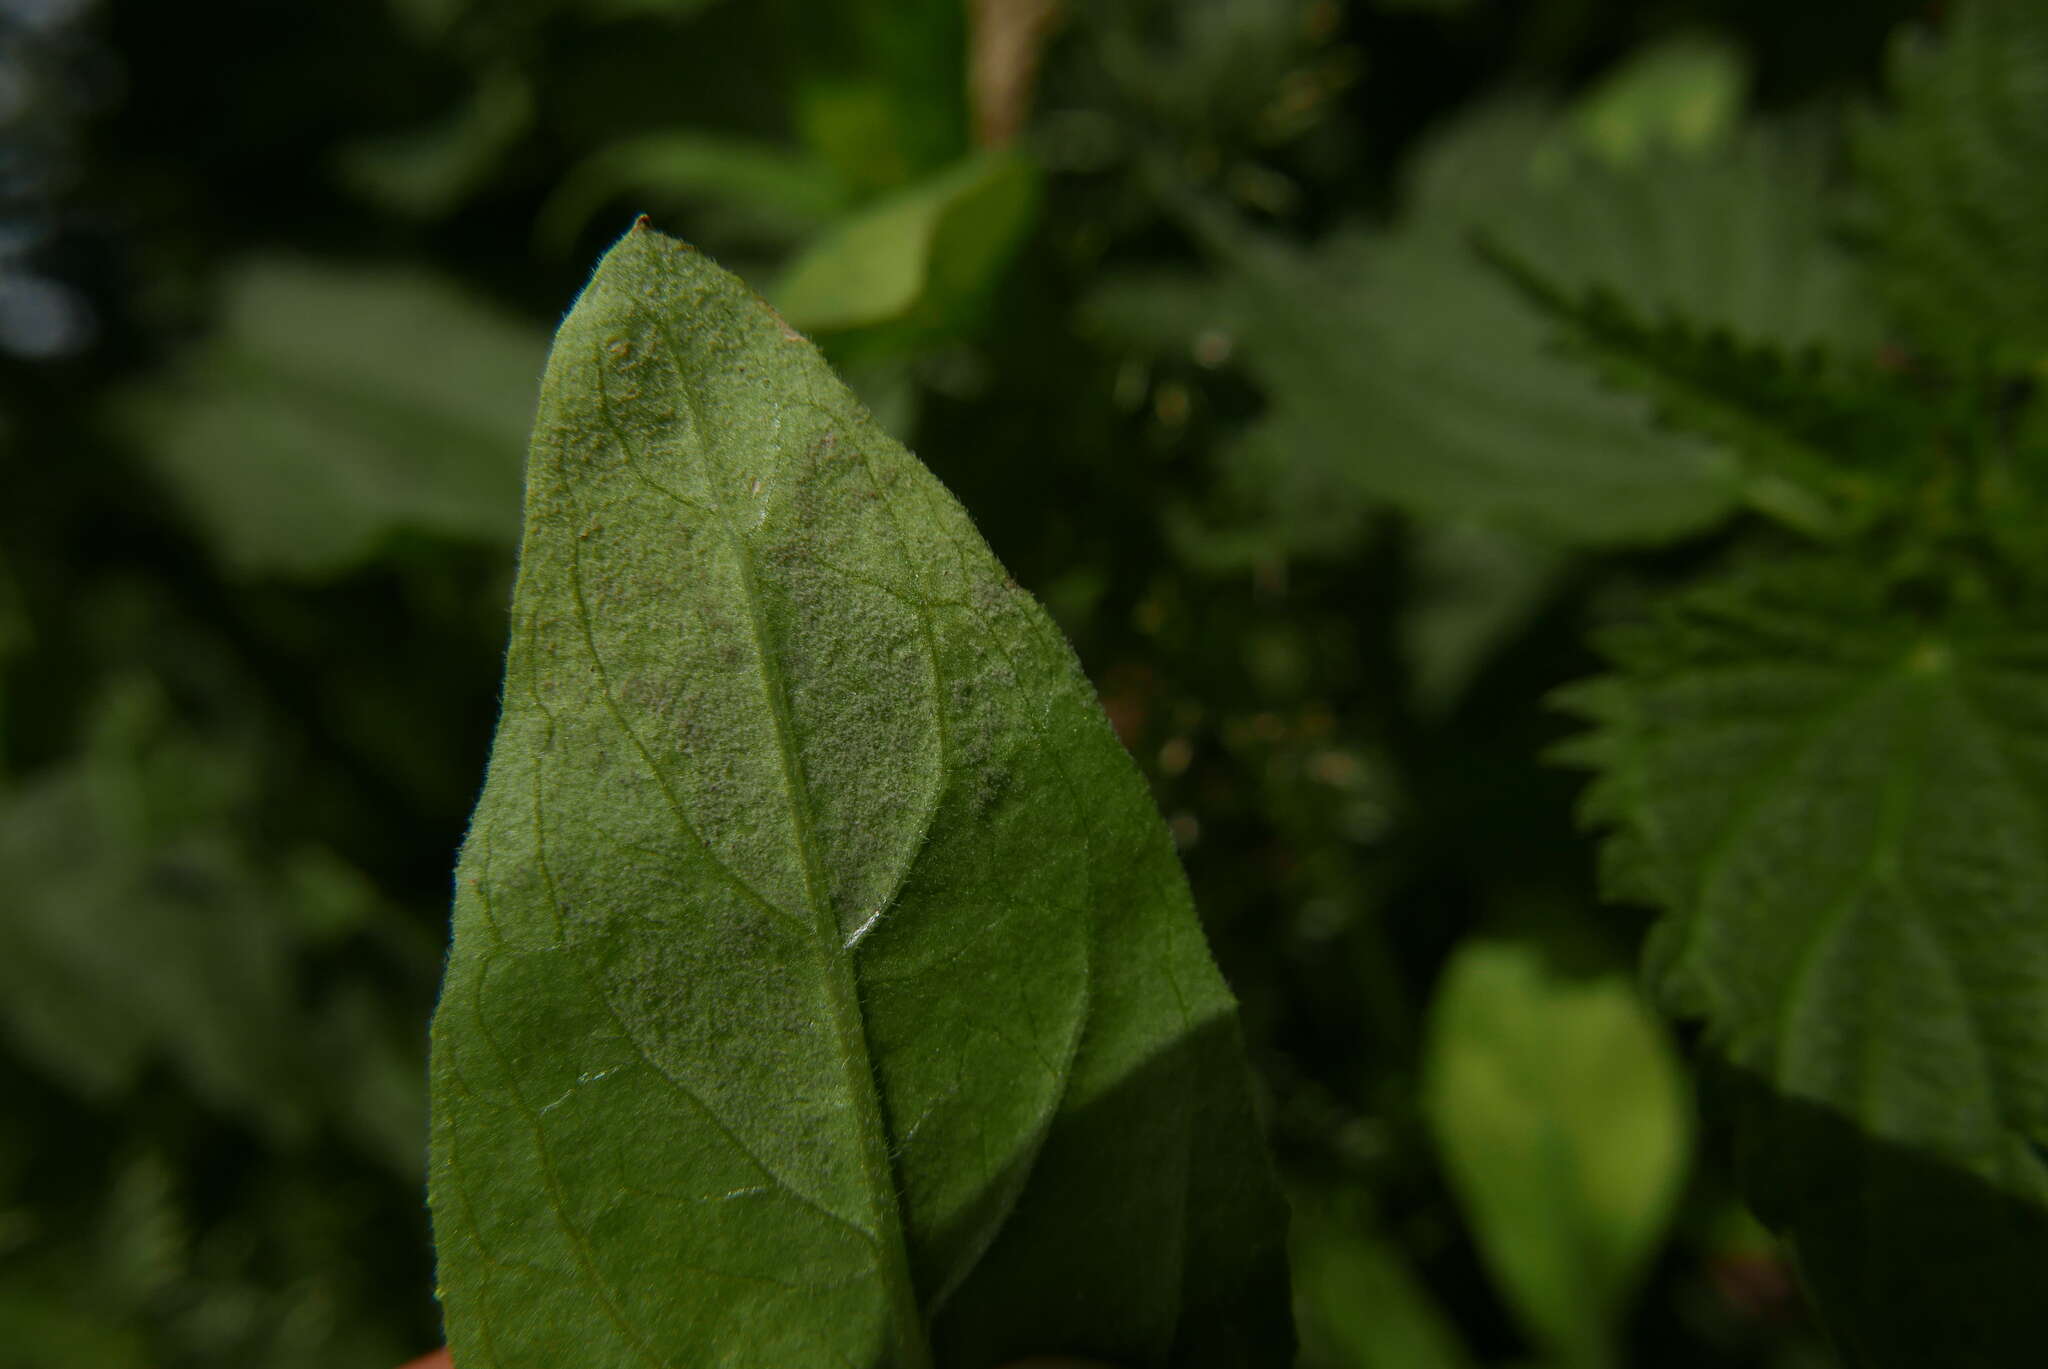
335;67;535;221
1558;562;2048;1366
0;680;306;1133
428;225;1289;1368
1100;110;1877;550
1852;0;2048;371
1477;241;1932;541
1292;1192;1475;1369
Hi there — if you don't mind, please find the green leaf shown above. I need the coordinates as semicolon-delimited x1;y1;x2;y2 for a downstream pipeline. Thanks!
1557;561;2048;1366
782;0;969;193
1852;0;2048;371
1477;241;1932;542
772;150;1039;338
0;679;307;1135
1115;109;1877;550
1421;939;1691;1369
1559;33;1750;169
1292;1192;1475;1369
428;225;1290;1368
125;259;545;578
335;66;534;221
537;132;851;255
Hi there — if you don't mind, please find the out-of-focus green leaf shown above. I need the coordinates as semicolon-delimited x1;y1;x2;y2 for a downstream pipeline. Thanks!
1118;106;1877;549
1478;242;1930;543
1422;939;1691;1369
0;1142;423;1369
1087;0;1349;155
0;674;426;1169
1557;559;2048;1367
0;1295;152;1369
127;259;545;578
784;0;969;191
1294;1193;1475;1369
773;149;1038;336
538;132;850;253
1558;33;1750;170
384;0;467;41
429;225;1290;1368
0;679;306;1135
335;67;533;220
1852;0;2048;370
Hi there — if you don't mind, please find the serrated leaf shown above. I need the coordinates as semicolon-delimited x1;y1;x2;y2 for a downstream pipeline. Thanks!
1852;0;2048;371
1477;241;1931;541
1104;107;1876;550
1558;562;2048;1367
126;259;545;578
427;225;1290;1368
1421;940;1691;1369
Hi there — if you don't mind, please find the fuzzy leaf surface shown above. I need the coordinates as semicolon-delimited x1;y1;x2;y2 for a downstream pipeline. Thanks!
1558;564;2048;1366
427;225;1289;1369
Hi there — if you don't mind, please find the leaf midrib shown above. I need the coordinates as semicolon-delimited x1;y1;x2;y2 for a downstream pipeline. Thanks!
665;325;934;1369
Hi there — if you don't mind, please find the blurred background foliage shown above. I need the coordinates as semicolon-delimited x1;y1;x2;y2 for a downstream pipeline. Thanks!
0;0;1976;1364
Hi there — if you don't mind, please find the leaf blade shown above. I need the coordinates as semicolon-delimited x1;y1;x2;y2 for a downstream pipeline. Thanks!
428;224;1288;1368
1561;563;2048;1365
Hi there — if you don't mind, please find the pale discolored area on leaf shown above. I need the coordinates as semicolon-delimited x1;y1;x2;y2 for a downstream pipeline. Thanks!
1557;564;2048;1366
428;224;1289;1368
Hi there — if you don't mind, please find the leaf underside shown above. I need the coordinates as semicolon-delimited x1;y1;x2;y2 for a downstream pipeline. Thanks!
1558;563;2048;1366
427;224;1289;1369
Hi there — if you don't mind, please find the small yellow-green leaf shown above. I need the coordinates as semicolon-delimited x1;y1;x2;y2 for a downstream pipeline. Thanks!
772;150;1037;335
1559;34;1750;169
1422;940;1691;1369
